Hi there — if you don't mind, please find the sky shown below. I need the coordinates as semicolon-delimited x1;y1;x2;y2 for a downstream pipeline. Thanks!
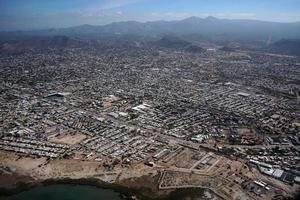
1;0;300;31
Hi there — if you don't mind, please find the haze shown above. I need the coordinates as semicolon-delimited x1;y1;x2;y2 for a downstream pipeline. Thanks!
1;0;300;31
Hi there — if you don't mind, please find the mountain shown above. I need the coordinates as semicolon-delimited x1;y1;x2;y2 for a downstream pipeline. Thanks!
1;17;300;43
266;39;300;55
0;35;98;53
219;46;235;52
156;35;190;48
185;45;205;53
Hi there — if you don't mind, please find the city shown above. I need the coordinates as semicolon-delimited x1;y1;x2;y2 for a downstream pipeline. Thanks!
0;0;300;200
0;40;299;199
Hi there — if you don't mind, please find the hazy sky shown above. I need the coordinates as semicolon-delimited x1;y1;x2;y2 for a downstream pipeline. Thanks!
1;0;300;30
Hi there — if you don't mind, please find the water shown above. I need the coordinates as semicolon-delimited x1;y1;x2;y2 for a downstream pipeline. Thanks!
0;184;123;200
0;184;221;200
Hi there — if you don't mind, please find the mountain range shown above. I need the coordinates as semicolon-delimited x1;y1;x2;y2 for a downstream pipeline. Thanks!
1;16;300;43
1;16;300;55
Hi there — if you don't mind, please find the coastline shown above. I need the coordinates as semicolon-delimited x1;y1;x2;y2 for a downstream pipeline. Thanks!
3;146;297;200
0;177;160;200
0;176;216;200
0;150;172;199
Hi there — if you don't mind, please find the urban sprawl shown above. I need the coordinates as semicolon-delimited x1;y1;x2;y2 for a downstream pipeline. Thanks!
0;44;300;200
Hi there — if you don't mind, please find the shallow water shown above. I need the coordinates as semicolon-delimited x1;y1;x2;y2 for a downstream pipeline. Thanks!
0;184;123;200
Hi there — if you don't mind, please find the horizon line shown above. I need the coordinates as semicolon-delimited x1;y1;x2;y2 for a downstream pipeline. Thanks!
1;15;300;32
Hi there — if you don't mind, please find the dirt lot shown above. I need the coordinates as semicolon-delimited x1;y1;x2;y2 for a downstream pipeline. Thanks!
0;151;158;189
163;149;204;169
49;133;87;145
237;128;251;134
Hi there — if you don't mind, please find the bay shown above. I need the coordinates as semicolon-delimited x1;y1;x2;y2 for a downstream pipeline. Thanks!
0;184;123;200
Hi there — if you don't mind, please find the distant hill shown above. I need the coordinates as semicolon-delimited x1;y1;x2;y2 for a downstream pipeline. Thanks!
25;35;87;48
0;35;96;53
185;45;205;53
1;16;300;42
267;39;300;56
0;35;149;54
156;35;190;48
219;46;236;52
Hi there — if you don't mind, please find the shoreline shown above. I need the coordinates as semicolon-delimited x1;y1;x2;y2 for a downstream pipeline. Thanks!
2;148;297;200
0;150;172;199
0;177;158;200
0;176;216;200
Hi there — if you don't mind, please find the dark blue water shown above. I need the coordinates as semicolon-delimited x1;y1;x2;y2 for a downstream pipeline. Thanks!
0;184;123;200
